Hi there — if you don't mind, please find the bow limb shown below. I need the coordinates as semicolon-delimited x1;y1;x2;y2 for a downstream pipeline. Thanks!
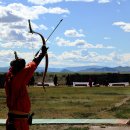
42;53;48;91
28;19;48;91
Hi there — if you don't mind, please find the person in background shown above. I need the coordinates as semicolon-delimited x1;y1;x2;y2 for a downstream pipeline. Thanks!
53;74;58;86
66;74;71;86
89;77;92;87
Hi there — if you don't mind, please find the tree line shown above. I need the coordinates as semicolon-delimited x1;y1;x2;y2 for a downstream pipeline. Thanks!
0;72;130;88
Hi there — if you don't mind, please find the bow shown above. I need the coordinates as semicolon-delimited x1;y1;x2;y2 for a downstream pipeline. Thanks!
28;19;63;91
34;19;63;56
28;19;48;91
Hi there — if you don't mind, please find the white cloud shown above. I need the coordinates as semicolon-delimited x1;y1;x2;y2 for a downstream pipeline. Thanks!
0;50;15;66
116;1;121;5
56;37;86;46
46;7;69;14
98;0;111;4
106;52;130;66
65;0;94;2
28;0;112;5
0;3;69;50
49;45;116;67
81;51;113;62
28;0;63;5
0;11;23;23
1;48;130;67
0;50;13;58
17;51;35;61
65;0;111;4
56;37;114;48
62;51;130;67
0;20;42;50
0;0;3;4
113;21;130;32
48;49;130;67
104;37;111;40
0;49;39;67
39;24;48;30
64;29;85;37
0;3;69;21
119;53;130;65
28;0;95;5
59;50;81;60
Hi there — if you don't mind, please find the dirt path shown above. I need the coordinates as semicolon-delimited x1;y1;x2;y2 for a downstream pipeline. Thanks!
96;96;130;115
114;96;130;108
29;125;130;130
1;123;130;130
89;126;130;130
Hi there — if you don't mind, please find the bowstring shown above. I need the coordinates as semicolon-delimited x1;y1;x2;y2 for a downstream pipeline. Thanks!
31;38;34;57
28;32;35;57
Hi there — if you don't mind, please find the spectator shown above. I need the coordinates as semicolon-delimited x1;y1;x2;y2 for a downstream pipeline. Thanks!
89;77;92;87
53;74;58;86
66;74;71;86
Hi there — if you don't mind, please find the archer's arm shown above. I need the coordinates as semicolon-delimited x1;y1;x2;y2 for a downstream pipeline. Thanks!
23;46;47;84
33;46;48;66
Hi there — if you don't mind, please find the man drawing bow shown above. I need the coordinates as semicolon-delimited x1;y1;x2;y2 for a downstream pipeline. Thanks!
5;41;47;130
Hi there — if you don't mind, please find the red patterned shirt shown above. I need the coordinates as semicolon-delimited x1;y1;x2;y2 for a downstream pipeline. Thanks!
5;61;37;113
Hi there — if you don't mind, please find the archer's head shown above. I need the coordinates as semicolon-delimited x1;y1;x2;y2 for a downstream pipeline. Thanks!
10;52;26;74
10;58;26;74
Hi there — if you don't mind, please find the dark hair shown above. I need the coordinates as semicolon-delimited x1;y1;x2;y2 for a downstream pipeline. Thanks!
10;58;26;74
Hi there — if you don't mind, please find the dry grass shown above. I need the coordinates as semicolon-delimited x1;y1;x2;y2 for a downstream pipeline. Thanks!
1;86;130;129
0;125;90;130
1;86;130;119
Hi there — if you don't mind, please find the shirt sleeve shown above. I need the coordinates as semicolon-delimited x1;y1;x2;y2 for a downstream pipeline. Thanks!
23;61;37;85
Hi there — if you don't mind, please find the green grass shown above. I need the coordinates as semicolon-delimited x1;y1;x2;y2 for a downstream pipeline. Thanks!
1;86;130;119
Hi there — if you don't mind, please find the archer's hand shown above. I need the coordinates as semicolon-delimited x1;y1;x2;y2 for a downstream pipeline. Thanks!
33;46;48;65
41;46;48;55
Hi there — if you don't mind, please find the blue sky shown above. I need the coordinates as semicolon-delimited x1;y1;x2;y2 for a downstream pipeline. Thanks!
0;0;130;68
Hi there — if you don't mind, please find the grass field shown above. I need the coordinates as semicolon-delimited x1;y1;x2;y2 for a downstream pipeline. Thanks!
1;86;130;119
1;86;130;129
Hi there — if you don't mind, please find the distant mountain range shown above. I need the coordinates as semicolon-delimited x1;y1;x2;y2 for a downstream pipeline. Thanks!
59;66;130;73
0;66;130;73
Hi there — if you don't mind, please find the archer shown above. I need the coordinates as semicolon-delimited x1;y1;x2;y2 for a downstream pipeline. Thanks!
4;18;62;130
4;33;48;130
